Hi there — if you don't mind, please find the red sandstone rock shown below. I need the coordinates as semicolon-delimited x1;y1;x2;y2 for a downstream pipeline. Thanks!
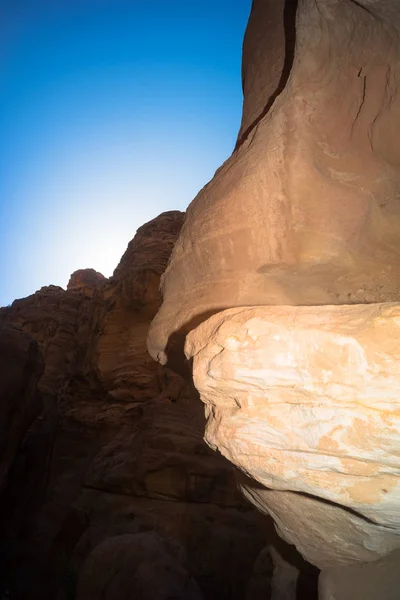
0;211;268;600
0;284;103;395
96;211;187;402
146;2;400;598
67;269;106;291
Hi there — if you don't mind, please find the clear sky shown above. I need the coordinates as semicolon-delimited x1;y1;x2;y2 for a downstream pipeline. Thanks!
0;0;250;307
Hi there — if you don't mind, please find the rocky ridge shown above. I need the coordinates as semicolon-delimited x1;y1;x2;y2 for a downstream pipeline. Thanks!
0;211;269;600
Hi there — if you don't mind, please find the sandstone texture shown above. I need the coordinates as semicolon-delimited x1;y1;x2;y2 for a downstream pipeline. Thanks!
147;1;400;599
185;303;400;568
147;0;400;367
0;283;103;396
97;211;186;402
0;212;268;600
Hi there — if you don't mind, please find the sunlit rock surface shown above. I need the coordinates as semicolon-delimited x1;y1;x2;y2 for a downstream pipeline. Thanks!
147;2;400;596
185;303;400;569
148;0;400;367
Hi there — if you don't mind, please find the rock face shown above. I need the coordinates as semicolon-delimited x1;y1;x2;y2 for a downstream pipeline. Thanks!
0;284;103;396
147;1;400;599
147;0;400;367
0;212;268;600
97;211;186;402
76;532;203;600
67;268;106;292
185;304;400;568
0;324;43;494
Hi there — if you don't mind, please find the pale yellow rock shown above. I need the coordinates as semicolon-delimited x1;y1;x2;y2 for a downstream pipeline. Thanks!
185;302;400;567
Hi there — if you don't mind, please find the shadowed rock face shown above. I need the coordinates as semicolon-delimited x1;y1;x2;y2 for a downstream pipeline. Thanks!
0;324;43;494
0;212;269;600
76;532;204;600
147;0;400;367
0;325;47;595
97;211;187;402
237;0;298;146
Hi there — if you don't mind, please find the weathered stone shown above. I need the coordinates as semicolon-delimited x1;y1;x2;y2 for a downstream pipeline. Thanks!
0;212;268;600
67;269;106;292
318;548;400;600
185;303;400;571
96;211;186;401
147;3;400;597
147;0;400;368
0;284;103;396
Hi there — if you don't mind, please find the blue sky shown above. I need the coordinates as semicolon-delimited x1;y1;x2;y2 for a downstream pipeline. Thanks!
0;0;250;306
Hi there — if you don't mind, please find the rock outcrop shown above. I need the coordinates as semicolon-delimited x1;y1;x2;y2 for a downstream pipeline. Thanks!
147;0;400;367
147;1;400;599
96;211;186;402
0;212;268;600
0;284;103;396
67;269;106;292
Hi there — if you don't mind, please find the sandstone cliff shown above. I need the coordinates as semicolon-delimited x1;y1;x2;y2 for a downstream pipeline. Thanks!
0;211;268;600
148;0;400;367
147;2;400;599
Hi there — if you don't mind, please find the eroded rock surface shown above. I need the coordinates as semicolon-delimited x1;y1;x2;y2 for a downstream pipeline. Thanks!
97;211;186;402
148;0;400;367
0;212;268;600
0;284;103;396
185;303;400;569
147;1;400;598
67;268;106;292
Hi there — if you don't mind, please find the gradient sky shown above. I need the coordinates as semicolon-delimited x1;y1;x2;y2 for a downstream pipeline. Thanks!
0;0;250;306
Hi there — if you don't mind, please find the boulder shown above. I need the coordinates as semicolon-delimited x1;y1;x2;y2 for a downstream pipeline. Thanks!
67;269;106;292
185;303;400;595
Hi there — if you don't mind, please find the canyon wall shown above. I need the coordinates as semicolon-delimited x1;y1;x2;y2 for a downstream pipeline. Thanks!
148;1;400;598
0;212;269;600
148;0;400;366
